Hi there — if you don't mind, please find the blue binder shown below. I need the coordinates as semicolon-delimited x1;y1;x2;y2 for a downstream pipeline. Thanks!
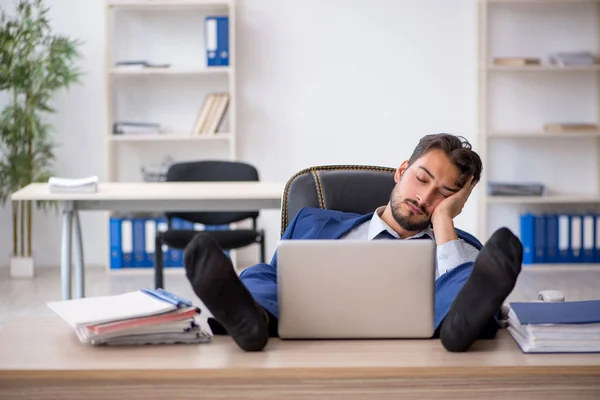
582;214;595;263
545;214;559;263
144;218;156;268
168;217;185;268
510;300;600;325
205;16;229;66
109;217;122;269
121;217;133;268
569;214;583;263
132;218;146;268
156;217;170;268
533;214;545;263
596;215;600;263
520;213;535;264
557;214;570;263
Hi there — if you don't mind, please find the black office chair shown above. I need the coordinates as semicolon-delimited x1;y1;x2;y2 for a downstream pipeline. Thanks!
154;160;265;289
280;165;397;235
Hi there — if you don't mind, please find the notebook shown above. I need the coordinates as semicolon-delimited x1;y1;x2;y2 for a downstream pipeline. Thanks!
507;300;600;353
48;289;211;346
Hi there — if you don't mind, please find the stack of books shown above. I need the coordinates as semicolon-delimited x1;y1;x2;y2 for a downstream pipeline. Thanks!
507;300;600;353
191;93;230;135
487;182;546;197
548;51;597;67
493;57;541;66
48;289;211;346
49;176;99;194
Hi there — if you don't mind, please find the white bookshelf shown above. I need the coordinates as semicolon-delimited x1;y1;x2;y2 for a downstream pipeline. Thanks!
104;0;237;271
478;0;600;267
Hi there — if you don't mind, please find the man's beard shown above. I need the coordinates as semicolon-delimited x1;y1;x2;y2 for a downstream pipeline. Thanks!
390;191;431;232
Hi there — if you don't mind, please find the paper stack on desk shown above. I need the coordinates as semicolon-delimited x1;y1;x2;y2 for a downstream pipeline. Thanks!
507;300;600;353
48;176;99;193
48;289;211;346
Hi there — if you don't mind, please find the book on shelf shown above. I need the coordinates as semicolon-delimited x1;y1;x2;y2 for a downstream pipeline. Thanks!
488;182;546;197
548;51;597;67
492;57;541;66
191;93;230;135
543;123;599;133
507;300;600;353
47;289;211;346
113;121;162;135
114;60;171;69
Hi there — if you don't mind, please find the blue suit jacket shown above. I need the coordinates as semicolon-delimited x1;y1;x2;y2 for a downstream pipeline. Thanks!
240;207;484;329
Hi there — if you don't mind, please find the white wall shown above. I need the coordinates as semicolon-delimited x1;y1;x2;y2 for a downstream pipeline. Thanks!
0;0;478;268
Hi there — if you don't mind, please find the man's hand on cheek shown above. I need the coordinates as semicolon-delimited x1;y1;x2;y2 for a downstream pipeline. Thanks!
431;176;476;224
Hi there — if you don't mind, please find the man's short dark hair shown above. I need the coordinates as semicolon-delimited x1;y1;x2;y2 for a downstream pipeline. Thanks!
408;133;482;187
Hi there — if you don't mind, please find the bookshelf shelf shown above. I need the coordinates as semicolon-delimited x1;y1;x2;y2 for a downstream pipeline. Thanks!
110;67;232;76
109;133;232;142
487;65;600;71
487;195;600;204
487;131;600;138
108;0;230;9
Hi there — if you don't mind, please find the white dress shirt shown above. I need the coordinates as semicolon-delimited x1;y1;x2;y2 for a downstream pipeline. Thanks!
342;206;479;280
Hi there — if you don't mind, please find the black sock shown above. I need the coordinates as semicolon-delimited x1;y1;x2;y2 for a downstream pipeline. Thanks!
184;232;269;351
208;310;280;338
440;227;522;352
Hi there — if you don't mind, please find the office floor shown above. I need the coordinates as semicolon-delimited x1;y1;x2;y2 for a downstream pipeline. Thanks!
1;265;600;325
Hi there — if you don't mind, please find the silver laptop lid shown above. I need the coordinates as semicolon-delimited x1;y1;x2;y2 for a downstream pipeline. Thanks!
277;240;436;339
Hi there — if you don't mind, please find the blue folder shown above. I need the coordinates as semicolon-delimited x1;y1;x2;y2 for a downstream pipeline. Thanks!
109;217;122;269
510;300;600;325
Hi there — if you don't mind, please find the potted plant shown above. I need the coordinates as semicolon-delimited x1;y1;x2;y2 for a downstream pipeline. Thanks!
0;0;82;276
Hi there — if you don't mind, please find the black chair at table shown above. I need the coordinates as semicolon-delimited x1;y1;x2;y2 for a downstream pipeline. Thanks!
154;160;266;289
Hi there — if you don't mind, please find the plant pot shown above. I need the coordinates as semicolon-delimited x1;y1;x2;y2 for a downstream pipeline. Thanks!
10;256;35;278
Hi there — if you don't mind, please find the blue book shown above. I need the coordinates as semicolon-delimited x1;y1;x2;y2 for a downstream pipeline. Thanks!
557;214;570;263
569;214;583;263
596;215;600;263
156;217;170;268
582;214;595;263
510;300;600;325
109;217;122;269
508;300;600;353
520;213;535;264
545;214;558;263
168;218;185;268
205;16;229;66
144;218;157;268
132;218;146;268
121;218;133;268
533;214;546;263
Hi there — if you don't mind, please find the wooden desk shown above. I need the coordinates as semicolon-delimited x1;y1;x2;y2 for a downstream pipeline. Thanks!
11;182;284;300
1;317;599;400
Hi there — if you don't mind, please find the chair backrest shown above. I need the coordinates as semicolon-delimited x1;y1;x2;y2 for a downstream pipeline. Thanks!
281;165;396;235
165;160;260;226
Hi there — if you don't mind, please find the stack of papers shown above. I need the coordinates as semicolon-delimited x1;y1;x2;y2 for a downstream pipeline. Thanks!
48;289;211;346
507;300;600;353
487;182;546;197
48;176;99;193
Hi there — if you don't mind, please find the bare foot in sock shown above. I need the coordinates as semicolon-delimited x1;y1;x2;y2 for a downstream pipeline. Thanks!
184;232;269;351
440;227;522;352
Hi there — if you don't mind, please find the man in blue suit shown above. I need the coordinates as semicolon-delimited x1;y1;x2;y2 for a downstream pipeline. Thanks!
184;133;523;352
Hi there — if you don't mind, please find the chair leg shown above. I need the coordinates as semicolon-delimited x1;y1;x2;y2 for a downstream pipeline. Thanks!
259;231;266;264
155;233;164;289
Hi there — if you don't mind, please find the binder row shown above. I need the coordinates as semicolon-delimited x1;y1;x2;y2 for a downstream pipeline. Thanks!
109;216;229;269
520;213;600;264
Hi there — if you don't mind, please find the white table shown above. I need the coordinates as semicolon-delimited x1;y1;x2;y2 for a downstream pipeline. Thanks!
11;182;284;300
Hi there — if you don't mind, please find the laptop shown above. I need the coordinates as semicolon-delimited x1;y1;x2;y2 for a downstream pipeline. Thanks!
276;239;436;339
